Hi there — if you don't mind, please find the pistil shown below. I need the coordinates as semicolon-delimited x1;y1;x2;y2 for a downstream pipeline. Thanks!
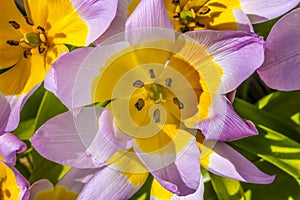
6;20;49;58
172;0;211;32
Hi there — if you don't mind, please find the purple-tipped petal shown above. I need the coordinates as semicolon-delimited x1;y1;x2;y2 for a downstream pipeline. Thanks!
29;179;54;199
85;109;133;166
202;142;275;184
44;47;94;110
125;0;173;31
0;132;27;165
0;93;10;134
57;168;98;193
74;0;118;45
232;9;253;32
183;30;265;94
94;0;133;45
150;177;204;200
78;151;148;200
125;0;175;45
134;132;201;196
240;0;299;24
198;95;258;141
257;8;300;91
31;107;104;168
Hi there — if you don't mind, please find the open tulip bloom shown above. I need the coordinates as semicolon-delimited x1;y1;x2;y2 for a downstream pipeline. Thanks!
0;0;117;132
31;8;275;198
94;0;299;45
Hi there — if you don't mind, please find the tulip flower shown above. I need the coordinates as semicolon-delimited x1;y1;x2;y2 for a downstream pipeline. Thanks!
0;0;117;131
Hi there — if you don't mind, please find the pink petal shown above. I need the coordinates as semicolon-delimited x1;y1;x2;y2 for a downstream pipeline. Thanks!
94;0;132;45
31;107;103;168
45;48;94;110
203;142;275;184
125;0;175;45
257;8;300;91
134;134;201;196
240;0;299;24
57;168;98;193
0;132;27;165
69;0;118;45
0;93;10;133
77;152;148;200
182;30;265;94
232;9;253;32
198;95;258;141
125;0;173;30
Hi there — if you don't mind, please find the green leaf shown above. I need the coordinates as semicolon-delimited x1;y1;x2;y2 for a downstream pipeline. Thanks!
231;126;300;182
209;172;245;200
242;160;300;200
233;98;300;182
233;98;300;143
257;91;300;119
130;175;153;200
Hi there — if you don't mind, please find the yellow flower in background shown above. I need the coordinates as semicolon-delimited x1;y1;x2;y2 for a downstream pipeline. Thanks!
0;0;117;96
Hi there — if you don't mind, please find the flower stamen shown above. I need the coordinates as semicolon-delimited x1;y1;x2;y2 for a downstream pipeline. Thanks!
6;40;19;46
165;78;172;87
173;97;184;109
172;0;211;32
9;21;20;29
149;69;156;79
133;80;144;88
153;109;161;123
7;21;49;58
135;98;145;111
23;49;32;58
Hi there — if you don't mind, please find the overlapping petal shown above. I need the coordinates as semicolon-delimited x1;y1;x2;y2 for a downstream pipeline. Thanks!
198;95;257;141
78;151;149;200
257;8;300;91
0;133;27;165
183;30;265;94
150;177;204;200
29;168;97;200
31;108;101;168
0;133;29;200
200;141;275;184
134;128;200;196
240;0;299;24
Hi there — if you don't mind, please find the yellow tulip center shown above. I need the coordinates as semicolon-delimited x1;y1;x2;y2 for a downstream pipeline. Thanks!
131;69;184;126
172;0;211;32
6;20;48;58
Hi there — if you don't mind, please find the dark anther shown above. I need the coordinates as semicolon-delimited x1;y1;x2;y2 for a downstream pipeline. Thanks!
153;109;160;123
196;22;205;28
23;49;32;58
135;98;145;111
38;45;46;54
37;26;45;33
165;78;172;87
25;16;34;26
181;26;189;33
9;21;20;29
173;97;184;109
198;7;211;15
133;80;144;88
6;40;19;46
172;0;180;5
173;13;180;18
149;69;155;79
